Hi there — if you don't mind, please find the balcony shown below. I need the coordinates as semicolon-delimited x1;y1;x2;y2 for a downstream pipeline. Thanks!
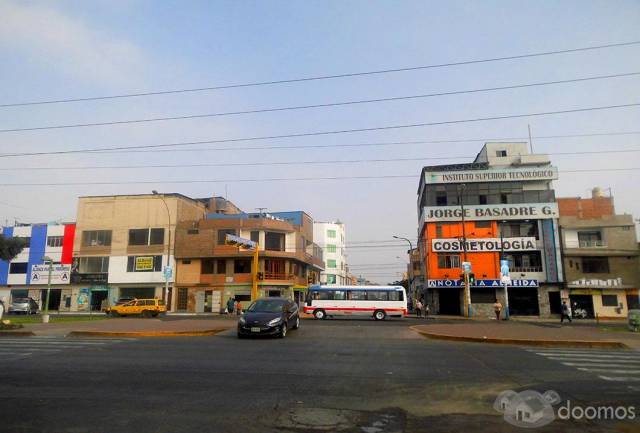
578;240;607;248
511;266;543;273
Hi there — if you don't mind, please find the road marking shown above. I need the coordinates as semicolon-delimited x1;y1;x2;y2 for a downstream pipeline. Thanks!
578;368;640;374
561;362;640;369
598;376;640;382
547;357;640;364
0;340;108;345
535;352;640;359
532;350;640;357
0;337;134;362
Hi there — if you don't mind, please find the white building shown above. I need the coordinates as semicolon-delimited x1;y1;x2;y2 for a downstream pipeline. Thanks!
313;221;348;285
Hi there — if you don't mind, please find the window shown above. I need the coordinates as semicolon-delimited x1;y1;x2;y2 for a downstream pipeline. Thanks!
582;257;609;273
436;192;447;206
201;259;214;274
315;290;331;300
327;259;337;268
187;228;199;235
234;259;251;273
349;290;366;300
368;291;389;301
218;229;236;245
182;260;191;265
500;193;509;204
78;257;109;273
332;290;346;300
479;194;488;205
326;274;336;284
435;223;443;238
475;221;491;228
601;295;618;307
149;228;164;245
126;255;162;272
327;229;336;238
388;291;403;301
505;252;543;272
9;262;28;274
470;287;496;303
47;236;64;247
235;294;251;302
265;232;285;251
82;230;112;247
250;231;259;243
437;254;460;269
216;259;227;274
578;231;602;247
326;244;336;253
496;150;507;157
128;229;148;245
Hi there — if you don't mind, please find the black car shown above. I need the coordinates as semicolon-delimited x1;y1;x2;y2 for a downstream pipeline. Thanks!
237;298;300;338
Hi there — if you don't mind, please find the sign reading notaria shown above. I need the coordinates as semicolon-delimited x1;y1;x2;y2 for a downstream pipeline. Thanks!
432;237;537;252
424;166;558;184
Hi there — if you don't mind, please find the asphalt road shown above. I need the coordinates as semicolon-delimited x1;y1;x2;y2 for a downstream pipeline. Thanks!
0;318;638;433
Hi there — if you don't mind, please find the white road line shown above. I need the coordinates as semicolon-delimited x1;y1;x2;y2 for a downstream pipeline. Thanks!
0;341;107;345
546;357;640;364
561;362;640;368
598;375;640;382
535;352;640;359
0;348;61;352
578;368;640;374
530;350;639;356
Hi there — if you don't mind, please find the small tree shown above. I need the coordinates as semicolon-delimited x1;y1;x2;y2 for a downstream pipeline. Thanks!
0;235;27;262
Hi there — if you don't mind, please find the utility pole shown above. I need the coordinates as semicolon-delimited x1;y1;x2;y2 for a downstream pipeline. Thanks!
152;191;172;311
499;221;510;320
42;256;53;323
459;184;471;318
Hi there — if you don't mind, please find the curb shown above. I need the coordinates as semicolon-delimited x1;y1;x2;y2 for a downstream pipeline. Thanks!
67;328;229;337
409;326;630;349
0;331;36;337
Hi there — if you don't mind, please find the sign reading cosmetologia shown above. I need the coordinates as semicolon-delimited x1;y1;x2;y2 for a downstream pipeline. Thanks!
422;203;559;222
424;166;558;184
432;237;537;252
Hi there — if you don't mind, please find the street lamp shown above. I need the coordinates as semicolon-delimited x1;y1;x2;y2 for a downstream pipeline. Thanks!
457;184;471;318
152;191;172;311
42;256;54;323
498;220;510;319
393;236;415;298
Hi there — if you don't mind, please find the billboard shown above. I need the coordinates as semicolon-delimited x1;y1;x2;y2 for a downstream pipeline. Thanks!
422;203;559;223
30;264;71;285
424;166;558;184
135;256;155;271
431;237;537;252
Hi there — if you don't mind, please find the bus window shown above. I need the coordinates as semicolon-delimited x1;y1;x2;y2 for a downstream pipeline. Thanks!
368;291;389;301
349;291;366;301
333;290;346;300
317;291;331;300
389;291;402;301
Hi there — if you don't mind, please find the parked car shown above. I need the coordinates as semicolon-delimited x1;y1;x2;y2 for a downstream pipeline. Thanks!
237;298;300;338
8;298;39;315
104;299;166;318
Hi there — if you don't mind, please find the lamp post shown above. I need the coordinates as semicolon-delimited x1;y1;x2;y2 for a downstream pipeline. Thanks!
42;256;53;323
499;220;510;320
152;191;172;311
458;184;471;318
393;236;414;297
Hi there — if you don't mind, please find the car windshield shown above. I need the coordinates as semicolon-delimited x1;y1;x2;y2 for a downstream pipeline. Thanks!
246;300;284;313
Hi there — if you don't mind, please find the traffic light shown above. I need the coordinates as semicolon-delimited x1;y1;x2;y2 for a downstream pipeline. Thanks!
468;273;475;285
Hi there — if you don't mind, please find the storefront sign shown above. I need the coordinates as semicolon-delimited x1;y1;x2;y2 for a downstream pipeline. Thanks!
30;264;71;285
135;256;154;271
422;203;559;222
424;166;558;184
427;279;538;288
431;237;537;252
71;273;108;284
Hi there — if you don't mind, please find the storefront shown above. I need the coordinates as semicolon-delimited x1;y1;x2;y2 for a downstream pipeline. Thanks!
568;287;634;319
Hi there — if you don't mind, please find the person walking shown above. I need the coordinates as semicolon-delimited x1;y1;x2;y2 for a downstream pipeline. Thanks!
235;299;242;316
226;297;235;315
423;302;430;317
493;301;503;321
415;299;423;318
561;301;572;324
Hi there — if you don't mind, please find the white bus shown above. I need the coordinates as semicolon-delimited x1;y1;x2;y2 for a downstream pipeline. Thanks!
304;285;407;320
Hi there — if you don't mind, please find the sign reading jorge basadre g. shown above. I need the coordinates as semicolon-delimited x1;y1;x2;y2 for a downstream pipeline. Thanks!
422;203;559;222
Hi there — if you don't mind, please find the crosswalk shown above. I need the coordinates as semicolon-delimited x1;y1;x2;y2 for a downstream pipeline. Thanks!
0;336;135;361
526;347;640;383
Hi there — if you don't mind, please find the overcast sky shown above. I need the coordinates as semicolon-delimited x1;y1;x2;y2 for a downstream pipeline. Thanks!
0;0;639;283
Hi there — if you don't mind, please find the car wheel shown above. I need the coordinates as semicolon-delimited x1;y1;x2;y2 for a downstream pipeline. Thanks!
373;310;386;321
109;311;119;317
279;323;287;338
313;309;326;320
292;315;300;330
142;310;152;318
152;312;159;317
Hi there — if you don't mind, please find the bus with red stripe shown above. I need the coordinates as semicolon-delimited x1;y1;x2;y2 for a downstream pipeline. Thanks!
304;285;407;320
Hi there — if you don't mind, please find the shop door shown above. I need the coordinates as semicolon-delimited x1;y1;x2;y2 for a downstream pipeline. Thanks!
204;290;213;313
627;295;639;310
548;291;562;314
90;290;109;311
569;295;595;318
510;288;540;316
438;288;461;315
176;288;188;311
40;289;62;311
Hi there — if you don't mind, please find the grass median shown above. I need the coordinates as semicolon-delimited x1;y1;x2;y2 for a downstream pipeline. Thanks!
2;315;109;324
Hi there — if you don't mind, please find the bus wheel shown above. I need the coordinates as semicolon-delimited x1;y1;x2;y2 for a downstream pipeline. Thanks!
313;309;326;320
373;310;386;321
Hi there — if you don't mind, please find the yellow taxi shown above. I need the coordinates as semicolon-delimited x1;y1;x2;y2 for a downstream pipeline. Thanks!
105;299;166;318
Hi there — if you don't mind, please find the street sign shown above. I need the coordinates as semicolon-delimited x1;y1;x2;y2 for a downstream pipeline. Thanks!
500;259;511;284
163;266;173;280
30;264;71;285
462;262;472;274
225;234;257;250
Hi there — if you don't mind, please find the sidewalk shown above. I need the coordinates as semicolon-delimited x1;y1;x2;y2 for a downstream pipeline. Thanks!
1;317;237;337
411;321;640;349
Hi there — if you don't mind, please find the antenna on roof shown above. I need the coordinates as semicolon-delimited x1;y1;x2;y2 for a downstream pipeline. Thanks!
255;207;267;216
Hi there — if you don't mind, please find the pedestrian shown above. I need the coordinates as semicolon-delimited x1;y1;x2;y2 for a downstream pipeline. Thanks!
423;302;430;317
415;299;422;318
226;297;235;315
561;301;572;324
0;297;5;321
493;300;502;321
235;299;242;316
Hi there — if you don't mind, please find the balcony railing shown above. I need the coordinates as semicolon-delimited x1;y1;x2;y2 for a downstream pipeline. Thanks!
578;240;607;248
511;266;543;273
261;272;294;281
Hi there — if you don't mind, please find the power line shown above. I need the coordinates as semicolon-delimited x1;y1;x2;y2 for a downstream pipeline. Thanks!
1;103;638;158
2;72;638;133
0;148;637;171
2;40;638;108
0;168;636;187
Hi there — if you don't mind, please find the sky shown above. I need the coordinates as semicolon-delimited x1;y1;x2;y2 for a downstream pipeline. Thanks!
0;0;639;283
